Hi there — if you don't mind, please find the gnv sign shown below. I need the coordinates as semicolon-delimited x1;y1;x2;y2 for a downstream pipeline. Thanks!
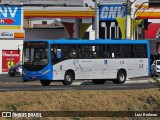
99;4;126;21
0;6;22;26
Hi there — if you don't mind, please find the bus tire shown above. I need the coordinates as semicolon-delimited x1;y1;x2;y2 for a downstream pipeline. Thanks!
113;70;126;84
63;72;73;85
40;80;51;86
92;79;106;84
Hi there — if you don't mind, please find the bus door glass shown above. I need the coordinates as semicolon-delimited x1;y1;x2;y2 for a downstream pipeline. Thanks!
51;45;62;65
50;45;63;80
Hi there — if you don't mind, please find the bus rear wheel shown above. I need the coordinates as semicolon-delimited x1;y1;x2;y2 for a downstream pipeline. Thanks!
92;79;106;84
113;70;126;84
40;80;51;86
63;72;74;85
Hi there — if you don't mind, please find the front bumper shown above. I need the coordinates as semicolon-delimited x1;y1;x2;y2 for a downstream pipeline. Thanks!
22;70;52;81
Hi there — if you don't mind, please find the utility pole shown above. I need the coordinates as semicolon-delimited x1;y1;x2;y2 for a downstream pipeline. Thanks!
126;0;131;39
95;0;99;39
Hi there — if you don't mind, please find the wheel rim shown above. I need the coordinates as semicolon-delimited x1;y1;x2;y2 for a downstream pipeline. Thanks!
119;73;125;81
66;75;71;82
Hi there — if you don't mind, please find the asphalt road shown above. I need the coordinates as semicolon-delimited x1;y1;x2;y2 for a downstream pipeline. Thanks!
0;74;158;92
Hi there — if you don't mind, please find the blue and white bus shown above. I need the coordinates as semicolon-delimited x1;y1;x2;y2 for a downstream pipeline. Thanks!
22;39;150;86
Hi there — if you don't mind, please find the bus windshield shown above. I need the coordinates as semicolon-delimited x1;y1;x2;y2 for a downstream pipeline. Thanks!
23;42;49;71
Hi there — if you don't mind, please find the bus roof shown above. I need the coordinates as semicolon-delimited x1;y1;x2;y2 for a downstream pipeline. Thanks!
24;39;149;45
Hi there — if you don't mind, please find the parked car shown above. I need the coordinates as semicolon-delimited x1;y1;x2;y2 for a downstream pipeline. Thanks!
151;60;160;77
8;61;22;77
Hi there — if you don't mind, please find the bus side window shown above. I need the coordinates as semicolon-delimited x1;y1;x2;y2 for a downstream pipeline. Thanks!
51;47;57;58
102;45;108;58
69;51;77;59
56;49;62;58
70;45;77;59
109;45;119;58
134;45;147;58
119;45;132;58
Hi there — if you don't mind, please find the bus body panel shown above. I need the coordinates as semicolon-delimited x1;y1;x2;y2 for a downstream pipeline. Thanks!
107;58;148;78
52;58;149;80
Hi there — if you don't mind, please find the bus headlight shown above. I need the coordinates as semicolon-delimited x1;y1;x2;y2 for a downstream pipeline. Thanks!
42;69;50;75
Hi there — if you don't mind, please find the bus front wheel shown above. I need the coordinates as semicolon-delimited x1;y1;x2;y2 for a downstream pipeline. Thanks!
40;80;51;86
63;72;73;85
113;70;126;84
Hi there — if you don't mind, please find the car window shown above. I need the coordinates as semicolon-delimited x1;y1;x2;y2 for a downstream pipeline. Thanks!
152;61;156;65
157;61;160;65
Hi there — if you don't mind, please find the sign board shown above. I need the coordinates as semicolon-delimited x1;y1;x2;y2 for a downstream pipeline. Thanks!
99;4;126;39
99;4;126;21
0;30;14;38
0;30;25;39
2;50;20;72
0;6;23;29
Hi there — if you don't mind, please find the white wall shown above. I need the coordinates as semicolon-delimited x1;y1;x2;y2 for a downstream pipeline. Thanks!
0;40;23;73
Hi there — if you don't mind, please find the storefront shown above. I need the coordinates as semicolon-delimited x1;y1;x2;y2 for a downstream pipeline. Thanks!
0;5;24;73
0;30;24;73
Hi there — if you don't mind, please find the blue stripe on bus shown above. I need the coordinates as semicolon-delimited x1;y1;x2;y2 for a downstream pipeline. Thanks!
25;39;149;45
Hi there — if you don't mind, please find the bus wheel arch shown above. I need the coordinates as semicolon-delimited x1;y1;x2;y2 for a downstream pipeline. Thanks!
113;69;127;84
63;70;75;85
